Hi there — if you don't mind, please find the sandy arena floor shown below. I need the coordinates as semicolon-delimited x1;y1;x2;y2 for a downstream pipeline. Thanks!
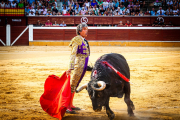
0;46;180;120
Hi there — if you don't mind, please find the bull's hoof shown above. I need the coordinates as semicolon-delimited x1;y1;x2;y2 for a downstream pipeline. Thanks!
94;108;102;112
130;103;135;110
108;113;115;120
129;113;135;117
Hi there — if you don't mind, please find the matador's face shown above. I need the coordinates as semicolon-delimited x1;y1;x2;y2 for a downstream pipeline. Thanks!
80;27;88;38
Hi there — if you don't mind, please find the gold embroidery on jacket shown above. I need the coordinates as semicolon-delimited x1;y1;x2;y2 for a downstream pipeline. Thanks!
68;35;90;93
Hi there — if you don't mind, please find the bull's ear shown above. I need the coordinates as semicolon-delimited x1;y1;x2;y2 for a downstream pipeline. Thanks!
105;84;110;89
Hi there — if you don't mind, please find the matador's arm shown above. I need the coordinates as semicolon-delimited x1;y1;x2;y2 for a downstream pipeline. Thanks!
69;41;78;70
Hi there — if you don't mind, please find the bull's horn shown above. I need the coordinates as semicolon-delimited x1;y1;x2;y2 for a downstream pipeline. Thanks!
76;83;88;93
91;81;106;91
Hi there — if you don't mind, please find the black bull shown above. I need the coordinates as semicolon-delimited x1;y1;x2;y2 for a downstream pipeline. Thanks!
76;53;135;120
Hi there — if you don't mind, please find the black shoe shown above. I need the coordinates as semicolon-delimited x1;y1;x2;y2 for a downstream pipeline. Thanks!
72;107;81;110
66;109;76;114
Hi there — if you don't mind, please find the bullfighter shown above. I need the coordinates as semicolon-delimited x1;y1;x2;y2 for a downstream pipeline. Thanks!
66;23;90;114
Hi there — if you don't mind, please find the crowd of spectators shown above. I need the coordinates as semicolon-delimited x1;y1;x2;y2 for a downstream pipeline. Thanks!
149;6;179;16
34;19;67;26
0;0;25;8
34;19;134;27
0;0;179;16
24;0;147;16
34;18;173;27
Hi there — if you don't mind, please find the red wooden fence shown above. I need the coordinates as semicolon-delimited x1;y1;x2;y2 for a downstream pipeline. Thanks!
33;28;180;41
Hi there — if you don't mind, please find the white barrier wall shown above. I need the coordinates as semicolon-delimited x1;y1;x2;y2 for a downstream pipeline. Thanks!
6;24;11;46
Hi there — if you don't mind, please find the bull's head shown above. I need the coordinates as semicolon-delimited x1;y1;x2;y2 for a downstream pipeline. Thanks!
76;81;109;112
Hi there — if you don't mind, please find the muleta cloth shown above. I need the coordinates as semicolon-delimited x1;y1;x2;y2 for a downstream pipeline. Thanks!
40;71;71;120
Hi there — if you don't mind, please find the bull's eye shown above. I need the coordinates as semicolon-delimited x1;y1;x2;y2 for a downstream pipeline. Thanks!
93;70;98;79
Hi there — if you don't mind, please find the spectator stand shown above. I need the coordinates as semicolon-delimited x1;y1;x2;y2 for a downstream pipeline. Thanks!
1;0;180;22
1;0;180;47
27;16;180;27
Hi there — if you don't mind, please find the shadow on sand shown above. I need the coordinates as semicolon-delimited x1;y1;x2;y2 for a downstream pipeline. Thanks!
62;109;180;120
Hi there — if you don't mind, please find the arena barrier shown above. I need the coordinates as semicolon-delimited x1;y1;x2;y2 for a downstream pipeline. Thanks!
29;25;180;47
1;24;180;46
0;24;29;46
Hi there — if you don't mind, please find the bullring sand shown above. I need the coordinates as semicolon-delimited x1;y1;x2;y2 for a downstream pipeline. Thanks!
0;46;180;120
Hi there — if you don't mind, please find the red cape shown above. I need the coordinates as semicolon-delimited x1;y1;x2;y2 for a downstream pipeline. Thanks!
40;72;71;120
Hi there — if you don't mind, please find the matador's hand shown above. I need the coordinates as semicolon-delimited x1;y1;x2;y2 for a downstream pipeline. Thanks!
66;69;71;76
